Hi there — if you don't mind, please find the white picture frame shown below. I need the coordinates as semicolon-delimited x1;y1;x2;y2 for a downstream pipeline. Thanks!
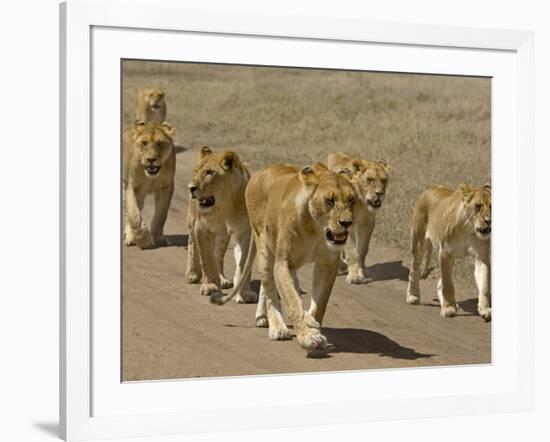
60;0;534;440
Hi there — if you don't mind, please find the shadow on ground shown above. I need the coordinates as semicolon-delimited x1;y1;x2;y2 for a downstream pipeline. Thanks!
165;234;188;247
324;327;434;360
367;260;410;282
458;297;480;315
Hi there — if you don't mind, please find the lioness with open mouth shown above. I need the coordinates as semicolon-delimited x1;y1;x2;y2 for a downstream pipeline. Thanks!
406;183;492;321
122;120;176;249
212;163;356;353
186;147;257;303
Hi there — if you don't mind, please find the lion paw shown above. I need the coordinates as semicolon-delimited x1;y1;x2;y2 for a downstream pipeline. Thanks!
255;315;268;328
219;276;234;290
346;270;368;285
478;306;492;322
186;270;202;284
440;305;457;318
200;283;220;297
406;293;420;305
234;289;258;304
152;235;168;247
133;229;155;249
295;313;326;351
297;328;327;351
124;226;137;246
268;325;292;341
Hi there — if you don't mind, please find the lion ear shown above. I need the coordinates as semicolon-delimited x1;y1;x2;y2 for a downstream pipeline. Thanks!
160;122;176;140
338;167;353;178
199;146;213;160
459;183;473;201
221;150;239;170
483;183;492;192
134;119;146;127
376;159;391;173
350;159;363;172
311;162;328;174
299;165;319;186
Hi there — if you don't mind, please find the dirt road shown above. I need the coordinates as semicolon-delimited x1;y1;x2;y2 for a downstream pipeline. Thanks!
122;145;491;382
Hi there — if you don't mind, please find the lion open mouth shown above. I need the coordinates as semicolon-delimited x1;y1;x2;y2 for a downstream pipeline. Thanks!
325;229;348;246
367;198;382;209
151;102;162;110
144;165;161;176
476;226;491;236
198;196;215;208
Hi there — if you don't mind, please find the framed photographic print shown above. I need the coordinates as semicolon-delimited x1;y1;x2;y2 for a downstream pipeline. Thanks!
60;0;534;440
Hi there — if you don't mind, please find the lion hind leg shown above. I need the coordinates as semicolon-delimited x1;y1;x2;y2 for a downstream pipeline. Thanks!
406;208;428;304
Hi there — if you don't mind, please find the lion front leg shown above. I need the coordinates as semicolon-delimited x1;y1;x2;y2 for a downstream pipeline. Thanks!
344;234;366;284
308;258;339;326
124;186;154;249
275;259;327;351
195;221;222;297
474;256;491;321
256;238;290;338
150;183;174;247
438;253;457;318
185;203;202;284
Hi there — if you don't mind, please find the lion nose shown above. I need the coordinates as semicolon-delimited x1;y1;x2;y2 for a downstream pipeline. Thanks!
188;185;198;195
375;190;384;197
485;218;491;226
146;157;156;164
339;220;353;229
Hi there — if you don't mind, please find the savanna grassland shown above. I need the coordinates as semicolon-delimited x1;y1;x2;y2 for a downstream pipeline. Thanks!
122;60;490;286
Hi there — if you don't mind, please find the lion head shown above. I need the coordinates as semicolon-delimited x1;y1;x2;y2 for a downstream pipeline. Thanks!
142;87;165;112
300;163;356;250
132;121;175;178
188;147;248;211
339;159;390;212
459;183;492;240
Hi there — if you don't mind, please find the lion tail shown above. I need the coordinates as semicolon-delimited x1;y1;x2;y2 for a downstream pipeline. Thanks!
210;236;256;306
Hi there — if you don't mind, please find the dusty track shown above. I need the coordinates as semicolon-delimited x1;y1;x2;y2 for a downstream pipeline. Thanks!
122;146;491;381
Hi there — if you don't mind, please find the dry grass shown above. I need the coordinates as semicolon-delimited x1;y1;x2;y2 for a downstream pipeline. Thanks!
122;61;490;285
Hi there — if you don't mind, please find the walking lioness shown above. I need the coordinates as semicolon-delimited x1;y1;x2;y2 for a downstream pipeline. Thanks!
123;120;176;249
211;163;356;353
135;87;167;123
186;147;257;303
328;152;390;284
406;184;492;320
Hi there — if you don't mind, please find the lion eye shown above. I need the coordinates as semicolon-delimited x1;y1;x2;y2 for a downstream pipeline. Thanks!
140;141;147;148
205;170;215;176
475;203;482;211
326;197;335;207
156;142;164;149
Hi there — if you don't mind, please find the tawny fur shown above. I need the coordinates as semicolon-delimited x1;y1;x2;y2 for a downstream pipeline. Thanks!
212;163;356;353
406;184;492;320
327;152;390;284
123;121;176;249
186;147;257;304
134;87;167;123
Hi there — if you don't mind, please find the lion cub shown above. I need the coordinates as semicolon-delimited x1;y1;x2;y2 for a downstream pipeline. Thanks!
328;152;390;284
212;163;356;353
123;120;176;249
135;87;167;123
406;184;492;320
186;147;257;304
